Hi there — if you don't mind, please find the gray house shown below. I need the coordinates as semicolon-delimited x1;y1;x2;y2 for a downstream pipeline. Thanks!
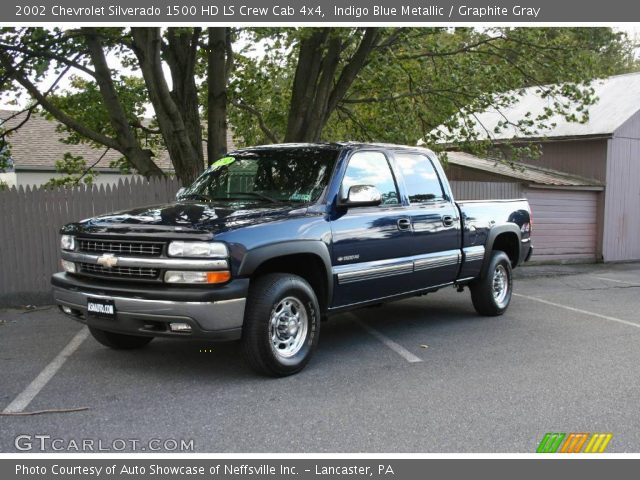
436;72;640;263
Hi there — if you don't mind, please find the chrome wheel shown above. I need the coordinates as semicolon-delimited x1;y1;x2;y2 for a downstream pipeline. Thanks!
269;296;308;359
492;264;509;307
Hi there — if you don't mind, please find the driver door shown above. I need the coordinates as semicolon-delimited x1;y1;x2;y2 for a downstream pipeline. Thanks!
330;150;415;308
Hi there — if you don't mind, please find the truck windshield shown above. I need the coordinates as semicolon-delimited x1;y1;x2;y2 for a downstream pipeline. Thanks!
179;148;338;204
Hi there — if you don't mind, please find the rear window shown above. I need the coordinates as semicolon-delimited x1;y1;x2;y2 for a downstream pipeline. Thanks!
394;153;445;203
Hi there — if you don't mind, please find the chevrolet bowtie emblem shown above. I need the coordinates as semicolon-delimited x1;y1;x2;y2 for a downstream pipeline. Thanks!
96;253;118;268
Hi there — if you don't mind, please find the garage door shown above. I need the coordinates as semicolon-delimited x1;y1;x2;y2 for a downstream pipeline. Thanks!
525;188;598;262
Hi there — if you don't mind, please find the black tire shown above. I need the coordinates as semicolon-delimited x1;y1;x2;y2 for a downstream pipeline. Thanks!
470;250;513;316
89;327;153;349
241;273;320;377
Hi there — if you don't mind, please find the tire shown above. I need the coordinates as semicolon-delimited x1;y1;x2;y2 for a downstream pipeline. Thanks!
89;327;153;349
241;273;320;377
470;250;513;316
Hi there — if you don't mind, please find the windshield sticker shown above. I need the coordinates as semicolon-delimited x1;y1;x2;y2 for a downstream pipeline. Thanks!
289;193;312;202
211;156;236;169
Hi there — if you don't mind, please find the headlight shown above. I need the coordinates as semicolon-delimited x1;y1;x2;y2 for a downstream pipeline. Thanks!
164;270;231;284
60;235;75;251
167;241;227;258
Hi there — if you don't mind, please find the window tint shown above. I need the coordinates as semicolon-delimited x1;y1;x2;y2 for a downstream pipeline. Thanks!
395;153;444;203
342;151;399;205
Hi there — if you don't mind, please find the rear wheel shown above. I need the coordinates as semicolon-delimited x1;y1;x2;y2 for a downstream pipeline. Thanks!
241;273;320;377
89;327;153;349
470;250;513;316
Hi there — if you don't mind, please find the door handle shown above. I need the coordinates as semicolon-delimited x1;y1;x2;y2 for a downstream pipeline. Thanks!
442;215;454;227
397;218;412;231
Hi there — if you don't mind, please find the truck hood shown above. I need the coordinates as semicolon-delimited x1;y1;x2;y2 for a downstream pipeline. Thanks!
68;201;310;236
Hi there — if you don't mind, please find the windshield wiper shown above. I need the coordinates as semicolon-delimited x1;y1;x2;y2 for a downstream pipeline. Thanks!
181;193;214;202
226;191;282;203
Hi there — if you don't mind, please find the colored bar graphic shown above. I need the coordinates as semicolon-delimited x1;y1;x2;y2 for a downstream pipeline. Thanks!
584;433;613;453
537;433;566;453
560;433;588;453
538;433;613;453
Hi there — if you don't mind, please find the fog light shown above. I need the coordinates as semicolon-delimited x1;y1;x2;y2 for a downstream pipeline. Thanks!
61;305;73;315
61;259;76;273
169;322;192;332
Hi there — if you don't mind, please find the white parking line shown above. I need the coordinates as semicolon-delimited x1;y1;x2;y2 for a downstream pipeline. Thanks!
513;293;640;329
351;316;423;363
2;327;89;414
591;276;640;286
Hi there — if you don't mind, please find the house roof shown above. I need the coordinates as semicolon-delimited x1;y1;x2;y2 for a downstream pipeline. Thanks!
433;72;640;141
446;151;604;188
1;109;236;172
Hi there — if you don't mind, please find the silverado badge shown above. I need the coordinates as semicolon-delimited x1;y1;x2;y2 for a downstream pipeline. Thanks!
96;253;118;268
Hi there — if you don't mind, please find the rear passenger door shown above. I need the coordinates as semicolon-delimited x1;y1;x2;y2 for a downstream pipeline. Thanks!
392;151;462;287
330;150;415;307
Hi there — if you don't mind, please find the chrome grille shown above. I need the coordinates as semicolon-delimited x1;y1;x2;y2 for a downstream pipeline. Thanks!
79;262;159;279
78;238;164;257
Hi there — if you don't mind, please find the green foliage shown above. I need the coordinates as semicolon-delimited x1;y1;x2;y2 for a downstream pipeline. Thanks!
43;75;163;171
109;156;132;174
43;152;97;188
230;27;638;161
0;134;11;172
2;26;638;178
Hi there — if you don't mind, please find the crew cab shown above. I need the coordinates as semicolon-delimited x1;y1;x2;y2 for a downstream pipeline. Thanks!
52;143;532;376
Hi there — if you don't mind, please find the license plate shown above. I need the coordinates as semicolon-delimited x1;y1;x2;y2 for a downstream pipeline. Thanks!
87;297;116;319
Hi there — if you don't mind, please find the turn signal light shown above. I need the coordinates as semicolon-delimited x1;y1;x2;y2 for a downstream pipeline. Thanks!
206;271;231;284
164;270;231;284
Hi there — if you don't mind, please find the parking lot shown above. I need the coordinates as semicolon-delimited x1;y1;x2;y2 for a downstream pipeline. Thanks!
1;262;640;453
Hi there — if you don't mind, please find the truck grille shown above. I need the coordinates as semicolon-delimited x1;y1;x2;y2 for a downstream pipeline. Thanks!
79;262;160;280
77;238;164;257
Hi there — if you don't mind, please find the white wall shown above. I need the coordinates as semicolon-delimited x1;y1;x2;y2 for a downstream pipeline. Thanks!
0;172;17;188
14;171;143;188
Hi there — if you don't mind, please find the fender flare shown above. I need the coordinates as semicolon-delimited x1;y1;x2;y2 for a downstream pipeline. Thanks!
237;240;334;306
480;224;522;276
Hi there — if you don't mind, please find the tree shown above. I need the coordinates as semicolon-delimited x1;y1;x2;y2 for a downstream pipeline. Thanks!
0;27;636;189
0;27;164;178
230;27;638;158
207;27;233;165
0;27;232;186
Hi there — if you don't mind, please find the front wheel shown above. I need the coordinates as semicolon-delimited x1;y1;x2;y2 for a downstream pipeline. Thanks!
88;327;153;349
470;250;513;316
241;273;320;377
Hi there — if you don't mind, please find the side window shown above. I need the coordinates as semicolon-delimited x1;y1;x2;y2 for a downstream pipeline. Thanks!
394;153;445;203
341;151;399;205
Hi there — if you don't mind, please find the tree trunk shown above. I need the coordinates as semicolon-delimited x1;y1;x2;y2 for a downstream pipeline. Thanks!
131;27;204;186
284;29;330;143
284;28;380;143
82;28;164;178
207;27;229;165
164;28;203;167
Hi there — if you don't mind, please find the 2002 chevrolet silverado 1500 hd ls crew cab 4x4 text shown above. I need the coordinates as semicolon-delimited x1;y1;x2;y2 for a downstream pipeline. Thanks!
52;143;532;376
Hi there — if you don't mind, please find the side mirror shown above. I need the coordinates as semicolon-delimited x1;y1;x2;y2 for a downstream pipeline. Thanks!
176;187;186;200
338;184;382;208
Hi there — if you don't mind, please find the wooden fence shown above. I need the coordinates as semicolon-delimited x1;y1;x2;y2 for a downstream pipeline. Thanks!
0;179;522;307
0;177;182;306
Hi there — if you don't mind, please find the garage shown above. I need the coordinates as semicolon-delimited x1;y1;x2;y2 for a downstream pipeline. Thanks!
524;188;599;263
444;151;604;263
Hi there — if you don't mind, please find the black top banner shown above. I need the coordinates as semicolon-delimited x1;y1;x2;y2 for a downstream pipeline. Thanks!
5;0;640;23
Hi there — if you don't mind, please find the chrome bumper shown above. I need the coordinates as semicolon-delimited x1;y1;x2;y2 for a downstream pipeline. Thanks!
53;286;245;341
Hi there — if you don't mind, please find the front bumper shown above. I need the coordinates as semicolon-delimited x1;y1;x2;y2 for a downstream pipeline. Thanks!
51;273;248;341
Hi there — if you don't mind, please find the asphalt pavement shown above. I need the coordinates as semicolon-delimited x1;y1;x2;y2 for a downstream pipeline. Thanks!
1;262;639;453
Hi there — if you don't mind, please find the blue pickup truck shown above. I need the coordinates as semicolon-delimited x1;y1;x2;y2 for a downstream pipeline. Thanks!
52;143;532;376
